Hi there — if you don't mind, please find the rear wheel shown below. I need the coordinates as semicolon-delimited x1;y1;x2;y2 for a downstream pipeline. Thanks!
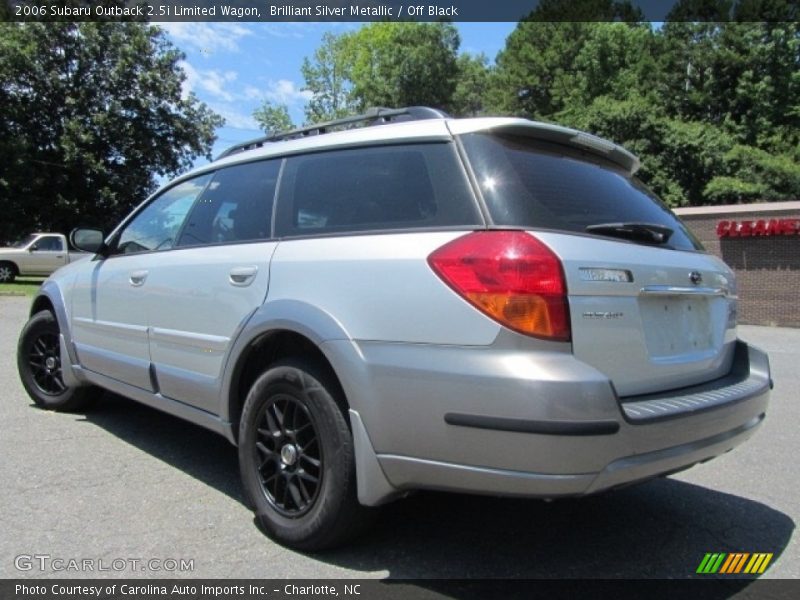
0;262;16;283
17;310;98;411
238;358;369;550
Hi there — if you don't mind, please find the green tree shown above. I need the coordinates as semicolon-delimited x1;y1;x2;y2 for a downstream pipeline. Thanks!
490;13;800;207
658;22;799;145
301;32;355;124
489;1;643;117
343;23;460;110
706;145;800;203
253;101;294;135
490;21;595;118
567;23;659;107
450;53;491;117
0;23;222;241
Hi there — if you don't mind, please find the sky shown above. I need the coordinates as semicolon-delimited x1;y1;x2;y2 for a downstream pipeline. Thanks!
154;22;518;162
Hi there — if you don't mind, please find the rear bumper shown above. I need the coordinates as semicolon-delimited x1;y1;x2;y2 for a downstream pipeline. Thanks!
378;412;763;498
338;339;770;503
618;341;771;424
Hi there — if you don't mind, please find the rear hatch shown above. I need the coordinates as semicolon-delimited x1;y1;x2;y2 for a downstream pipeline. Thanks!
458;126;737;397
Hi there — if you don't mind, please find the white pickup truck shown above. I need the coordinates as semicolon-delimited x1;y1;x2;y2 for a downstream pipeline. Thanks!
0;233;90;283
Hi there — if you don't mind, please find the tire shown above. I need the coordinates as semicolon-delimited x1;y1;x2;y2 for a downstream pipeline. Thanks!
238;358;369;551
0;262;16;283
17;310;98;412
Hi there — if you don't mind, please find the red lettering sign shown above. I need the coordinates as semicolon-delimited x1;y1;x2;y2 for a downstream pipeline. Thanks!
717;218;800;238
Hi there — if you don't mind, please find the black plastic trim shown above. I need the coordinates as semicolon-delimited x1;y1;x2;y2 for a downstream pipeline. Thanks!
618;341;770;424
444;413;620;436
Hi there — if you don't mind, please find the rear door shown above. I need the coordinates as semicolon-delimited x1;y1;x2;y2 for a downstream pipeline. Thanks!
460;131;737;397
143;159;280;413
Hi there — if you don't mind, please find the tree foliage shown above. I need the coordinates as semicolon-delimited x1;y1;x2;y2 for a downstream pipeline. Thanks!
342;22;461;111
489;15;800;206
301;24;463;117
0;22;223;241
301;32;355;124
450;53;491;117
253;101;294;134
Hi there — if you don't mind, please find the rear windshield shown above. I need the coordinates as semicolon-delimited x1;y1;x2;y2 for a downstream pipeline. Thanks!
460;133;702;251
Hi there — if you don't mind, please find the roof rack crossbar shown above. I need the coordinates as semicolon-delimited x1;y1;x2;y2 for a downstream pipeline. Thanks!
215;106;449;161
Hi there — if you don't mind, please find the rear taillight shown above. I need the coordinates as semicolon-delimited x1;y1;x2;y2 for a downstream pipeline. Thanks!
428;231;570;341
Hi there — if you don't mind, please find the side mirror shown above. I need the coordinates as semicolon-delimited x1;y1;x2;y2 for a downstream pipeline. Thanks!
70;228;105;253
29;244;38;252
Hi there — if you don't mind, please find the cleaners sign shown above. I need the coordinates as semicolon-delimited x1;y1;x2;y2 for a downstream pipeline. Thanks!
717;218;800;238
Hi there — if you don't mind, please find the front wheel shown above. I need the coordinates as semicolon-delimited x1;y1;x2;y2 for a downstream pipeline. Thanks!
0;262;16;283
17;310;98;411
238;358;369;551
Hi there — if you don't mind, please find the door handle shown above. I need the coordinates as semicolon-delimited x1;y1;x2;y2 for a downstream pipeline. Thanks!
129;270;149;286
229;266;258;286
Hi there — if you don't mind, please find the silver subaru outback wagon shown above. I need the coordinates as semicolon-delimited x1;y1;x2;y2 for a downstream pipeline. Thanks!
17;107;771;550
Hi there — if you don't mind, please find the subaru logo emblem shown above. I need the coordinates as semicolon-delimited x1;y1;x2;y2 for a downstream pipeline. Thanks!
689;271;702;285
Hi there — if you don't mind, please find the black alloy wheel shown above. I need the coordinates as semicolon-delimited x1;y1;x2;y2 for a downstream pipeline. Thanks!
27;329;66;395
17;310;98;411
238;358;372;550
254;394;323;517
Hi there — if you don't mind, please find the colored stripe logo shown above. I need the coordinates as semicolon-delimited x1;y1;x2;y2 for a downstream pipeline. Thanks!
696;553;773;574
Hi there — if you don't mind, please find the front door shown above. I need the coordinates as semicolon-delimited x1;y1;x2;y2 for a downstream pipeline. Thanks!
71;174;212;391
20;235;66;275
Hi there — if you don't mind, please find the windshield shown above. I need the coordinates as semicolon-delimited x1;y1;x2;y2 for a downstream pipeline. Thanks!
11;234;37;248
460;133;702;252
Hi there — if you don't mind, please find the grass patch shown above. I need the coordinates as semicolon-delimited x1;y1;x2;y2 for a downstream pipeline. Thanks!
0;277;45;297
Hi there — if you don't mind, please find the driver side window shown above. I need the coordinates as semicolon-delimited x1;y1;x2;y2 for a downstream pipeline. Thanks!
34;236;64;251
116;174;212;255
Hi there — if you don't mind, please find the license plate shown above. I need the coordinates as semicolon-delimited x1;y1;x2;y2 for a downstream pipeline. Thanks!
639;296;714;358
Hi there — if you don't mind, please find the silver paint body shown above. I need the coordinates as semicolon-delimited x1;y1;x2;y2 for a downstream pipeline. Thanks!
31;117;770;506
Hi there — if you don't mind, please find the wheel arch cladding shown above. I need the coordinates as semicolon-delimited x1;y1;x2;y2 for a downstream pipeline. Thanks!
227;329;348;443
30;294;55;317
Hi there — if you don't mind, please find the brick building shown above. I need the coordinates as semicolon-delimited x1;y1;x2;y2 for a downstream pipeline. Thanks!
674;201;800;328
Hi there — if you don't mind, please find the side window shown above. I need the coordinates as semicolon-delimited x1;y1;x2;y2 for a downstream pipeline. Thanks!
177;159;280;247
34;236;64;251
276;143;480;236
116;174;212;255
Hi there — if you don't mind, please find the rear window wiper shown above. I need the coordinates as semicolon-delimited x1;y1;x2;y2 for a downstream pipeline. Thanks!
585;222;674;245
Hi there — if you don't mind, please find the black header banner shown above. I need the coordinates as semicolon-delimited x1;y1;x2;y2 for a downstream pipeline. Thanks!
5;0;800;23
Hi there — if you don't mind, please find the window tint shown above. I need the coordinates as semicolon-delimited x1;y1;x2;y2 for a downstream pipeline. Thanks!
177;160;280;247
34;236;64;251
276;143;480;236
461;133;702;251
116;174;211;254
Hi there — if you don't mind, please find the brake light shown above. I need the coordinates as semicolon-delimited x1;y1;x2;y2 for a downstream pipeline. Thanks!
428;231;570;341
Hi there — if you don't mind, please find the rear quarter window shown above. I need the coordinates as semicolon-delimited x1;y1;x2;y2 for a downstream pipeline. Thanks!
275;143;481;236
461;133;702;251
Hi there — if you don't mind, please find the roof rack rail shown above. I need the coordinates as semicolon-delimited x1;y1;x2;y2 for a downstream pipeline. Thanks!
215;106;450;161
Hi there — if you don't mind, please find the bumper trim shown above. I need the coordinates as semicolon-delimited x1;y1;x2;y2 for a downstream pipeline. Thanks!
444;412;620;436
585;413;765;494
620;341;771;424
